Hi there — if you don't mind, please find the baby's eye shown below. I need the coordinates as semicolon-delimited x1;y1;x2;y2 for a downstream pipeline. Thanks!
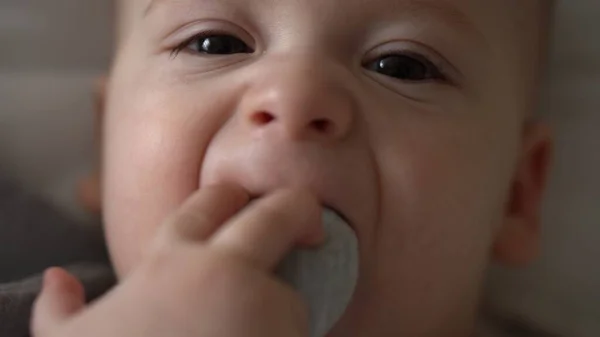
364;53;445;82
178;33;253;55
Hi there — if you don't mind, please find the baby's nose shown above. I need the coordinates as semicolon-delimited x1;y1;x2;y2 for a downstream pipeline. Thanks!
239;62;356;142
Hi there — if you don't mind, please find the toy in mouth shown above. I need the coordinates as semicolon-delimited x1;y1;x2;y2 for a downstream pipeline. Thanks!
277;207;359;337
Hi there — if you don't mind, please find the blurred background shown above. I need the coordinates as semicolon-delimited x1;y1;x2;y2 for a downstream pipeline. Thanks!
0;0;113;219
0;0;598;336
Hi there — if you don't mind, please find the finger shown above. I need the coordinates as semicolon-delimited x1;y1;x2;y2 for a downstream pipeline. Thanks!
210;189;323;270
156;184;250;246
32;268;85;336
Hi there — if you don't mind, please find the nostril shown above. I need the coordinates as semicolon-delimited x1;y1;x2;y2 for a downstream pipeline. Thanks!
311;119;333;133
251;111;276;125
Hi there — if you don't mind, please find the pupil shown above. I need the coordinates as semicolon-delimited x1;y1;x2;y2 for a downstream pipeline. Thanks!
203;37;226;54
379;56;427;80
198;36;247;54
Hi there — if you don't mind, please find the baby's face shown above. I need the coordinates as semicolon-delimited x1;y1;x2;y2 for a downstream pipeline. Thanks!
103;0;551;335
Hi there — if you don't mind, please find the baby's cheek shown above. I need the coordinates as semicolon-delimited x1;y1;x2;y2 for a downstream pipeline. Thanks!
103;102;208;277
104;144;199;276
360;115;511;325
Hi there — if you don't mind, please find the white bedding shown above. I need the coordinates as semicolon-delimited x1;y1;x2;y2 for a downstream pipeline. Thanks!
0;1;598;336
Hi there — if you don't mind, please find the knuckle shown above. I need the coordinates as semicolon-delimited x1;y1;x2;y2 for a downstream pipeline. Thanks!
279;188;317;207
147;247;247;294
202;252;249;288
170;211;212;240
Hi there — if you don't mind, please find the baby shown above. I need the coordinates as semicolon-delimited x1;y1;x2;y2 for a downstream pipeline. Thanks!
33;0;554;336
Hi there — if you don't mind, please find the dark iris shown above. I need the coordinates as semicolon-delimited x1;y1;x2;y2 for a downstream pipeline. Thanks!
365;54;443;81
188;34;252;55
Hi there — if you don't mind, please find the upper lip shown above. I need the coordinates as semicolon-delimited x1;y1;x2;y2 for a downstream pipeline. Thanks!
323;203;353;230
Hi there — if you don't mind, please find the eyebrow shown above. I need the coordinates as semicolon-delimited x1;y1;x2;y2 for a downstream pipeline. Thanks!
144;0;165;16
401;1;487;45
146;0;468;21
145;0;175;16
400;1;475;34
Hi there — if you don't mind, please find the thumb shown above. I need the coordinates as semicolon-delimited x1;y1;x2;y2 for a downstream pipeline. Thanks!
32;268;85;336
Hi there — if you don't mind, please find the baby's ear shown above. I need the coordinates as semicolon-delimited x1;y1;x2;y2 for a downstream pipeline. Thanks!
93;76;107;119
76;76;107;214
493;122;553;267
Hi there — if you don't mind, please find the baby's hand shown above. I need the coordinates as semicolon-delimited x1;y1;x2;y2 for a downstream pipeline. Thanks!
31;185;323;337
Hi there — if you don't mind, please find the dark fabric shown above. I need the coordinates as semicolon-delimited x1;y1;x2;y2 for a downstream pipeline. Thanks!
0;175;109;283
0;263;115;337
0;175;115;337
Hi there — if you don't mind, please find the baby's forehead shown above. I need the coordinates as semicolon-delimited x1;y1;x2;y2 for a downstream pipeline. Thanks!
117;0;545;35
115;0;548;76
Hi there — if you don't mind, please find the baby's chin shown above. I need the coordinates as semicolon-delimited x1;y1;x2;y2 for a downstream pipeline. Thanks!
277;207;359;337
